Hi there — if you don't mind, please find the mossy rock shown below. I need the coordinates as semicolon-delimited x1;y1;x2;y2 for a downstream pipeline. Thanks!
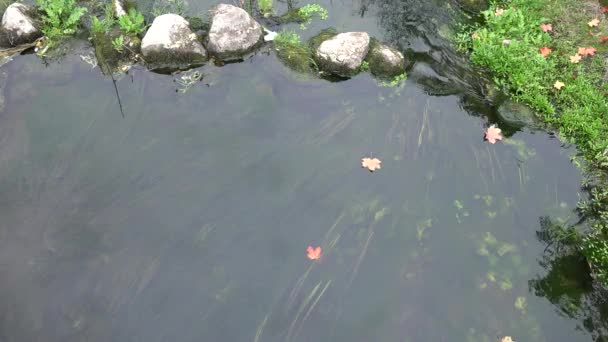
496;100;538;128
308;28;337;51
365;39;405;79
92;29;140;74
275;41;313;73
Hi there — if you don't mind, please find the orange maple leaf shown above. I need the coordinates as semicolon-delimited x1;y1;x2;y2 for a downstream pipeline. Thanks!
495;8;504;16
540;23;552;32
600;36;608;43
306;246;322;260
603;5;608;14
585;47;597;55
570;54;582;63
578;47;596;55
589;18;601;27
539;46;551;57
485;125;503;144
361;157;382;172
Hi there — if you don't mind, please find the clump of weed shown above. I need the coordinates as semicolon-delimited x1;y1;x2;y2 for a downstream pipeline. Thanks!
273;30;314;73
36;0;87;53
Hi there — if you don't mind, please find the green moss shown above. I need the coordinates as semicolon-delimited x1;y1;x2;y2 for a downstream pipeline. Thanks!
308;27;337;51
273;30;313;73
456;0;608;286
365;38;406;79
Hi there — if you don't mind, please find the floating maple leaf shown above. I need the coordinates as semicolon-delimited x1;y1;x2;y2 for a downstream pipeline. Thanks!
485;125;503;144
499;337;514;342
306;246;322;260
495;8;504;16
553;80;565;89
570;54;582;63
540;23;552;32
589;18;601;27
361;157;382;172
539;46;551;57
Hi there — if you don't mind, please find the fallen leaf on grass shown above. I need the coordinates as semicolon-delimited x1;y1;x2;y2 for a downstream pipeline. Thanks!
495;8;504;16
570;54;582;63
361;157;382;172
485;125;503;144
502;39;511;45
539;46;551;57
306;246;322;260
603;5;608;14
585;47;596;55
553;80;565;89
540;23;552;32
589;18;601;27
471;32;479;39
600;36;608;43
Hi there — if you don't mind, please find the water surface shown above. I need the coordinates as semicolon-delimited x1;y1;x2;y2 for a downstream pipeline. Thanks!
0;0;603;341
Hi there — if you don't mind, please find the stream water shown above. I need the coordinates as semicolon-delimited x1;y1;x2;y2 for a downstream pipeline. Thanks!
0;0;605;341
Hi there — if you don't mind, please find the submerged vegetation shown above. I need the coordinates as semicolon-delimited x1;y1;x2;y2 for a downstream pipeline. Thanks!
456;0;608;286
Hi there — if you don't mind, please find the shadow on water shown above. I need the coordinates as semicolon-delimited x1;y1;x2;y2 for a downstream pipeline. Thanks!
0;0;603;341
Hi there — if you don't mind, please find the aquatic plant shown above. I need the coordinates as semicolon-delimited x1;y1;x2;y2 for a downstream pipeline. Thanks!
298;4;328;29
258;0;273;15
176;70;203;93
379;73;407;87
273;30;315;73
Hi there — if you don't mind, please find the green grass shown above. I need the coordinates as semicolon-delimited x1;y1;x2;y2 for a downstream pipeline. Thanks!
457;0;608;286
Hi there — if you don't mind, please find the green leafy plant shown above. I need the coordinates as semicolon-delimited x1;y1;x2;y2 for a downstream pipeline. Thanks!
258;0;273;15
118;8;145;35
274;30;301;46
112;35;125;52
359;60;369;72
37;0;87;41
298;4;328;29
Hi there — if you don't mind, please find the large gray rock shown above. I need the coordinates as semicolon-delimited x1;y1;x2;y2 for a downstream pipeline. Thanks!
141;14;206;69
366;43;405;78
314;32;370;77
1;3;41;46
207;4;263;60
